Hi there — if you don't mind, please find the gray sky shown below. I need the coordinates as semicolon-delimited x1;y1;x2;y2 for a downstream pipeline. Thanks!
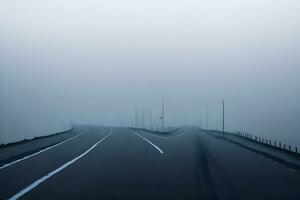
1;0;300;145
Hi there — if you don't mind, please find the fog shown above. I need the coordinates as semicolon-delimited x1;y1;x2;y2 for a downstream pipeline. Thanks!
1;0;300;145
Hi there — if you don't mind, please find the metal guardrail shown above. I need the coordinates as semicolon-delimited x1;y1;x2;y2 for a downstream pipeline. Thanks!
204;128;300;157
203;128;300;158
234;131;299;156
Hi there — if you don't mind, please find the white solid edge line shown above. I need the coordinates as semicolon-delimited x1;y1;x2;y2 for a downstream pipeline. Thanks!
9;130;112;200
0;129;88;170
135;132;164;154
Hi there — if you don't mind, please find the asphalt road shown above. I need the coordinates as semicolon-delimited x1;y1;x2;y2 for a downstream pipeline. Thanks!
1;126;300;199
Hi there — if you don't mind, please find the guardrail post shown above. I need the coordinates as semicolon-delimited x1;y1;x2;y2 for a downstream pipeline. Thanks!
274;141;276;147
279;142;281;148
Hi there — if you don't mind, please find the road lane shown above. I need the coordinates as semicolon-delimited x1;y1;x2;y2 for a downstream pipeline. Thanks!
19;127;201;200
136;128;217;199
196;129;300;200
0;128;84;164
134;132;164;154
136;129;187;140
1;126;300;199
0;126;107;199
0;129;87;170
9;131;111;200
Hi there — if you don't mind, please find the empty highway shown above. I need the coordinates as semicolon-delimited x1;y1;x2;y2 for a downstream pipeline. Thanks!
1;126;300;199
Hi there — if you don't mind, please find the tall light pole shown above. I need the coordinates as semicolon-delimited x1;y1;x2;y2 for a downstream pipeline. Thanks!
200;111;202;129
206;104;208;130
150;108;153;130
173;113;175;128
135;105;138;128
222;100;225;138
137;109;140;128
142;107;144;129
161;100;165;130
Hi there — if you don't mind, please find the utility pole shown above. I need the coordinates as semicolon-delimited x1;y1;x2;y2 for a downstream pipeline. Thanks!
173;113;175;128
138;111;140;128
161;100;165;130
206;104;208;130
135;105;138;128
126;112;129;127
142;107;144;129
150;108;153;130
200;111;202;129
222;100;225;138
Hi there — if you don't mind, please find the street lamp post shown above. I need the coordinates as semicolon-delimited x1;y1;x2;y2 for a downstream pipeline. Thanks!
222;100;225;138
161;100;165;130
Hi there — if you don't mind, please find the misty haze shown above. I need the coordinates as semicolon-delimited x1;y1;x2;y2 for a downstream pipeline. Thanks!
1;0;300;199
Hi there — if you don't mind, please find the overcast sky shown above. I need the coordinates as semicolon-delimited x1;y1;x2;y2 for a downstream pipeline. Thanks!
1;0;300;144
